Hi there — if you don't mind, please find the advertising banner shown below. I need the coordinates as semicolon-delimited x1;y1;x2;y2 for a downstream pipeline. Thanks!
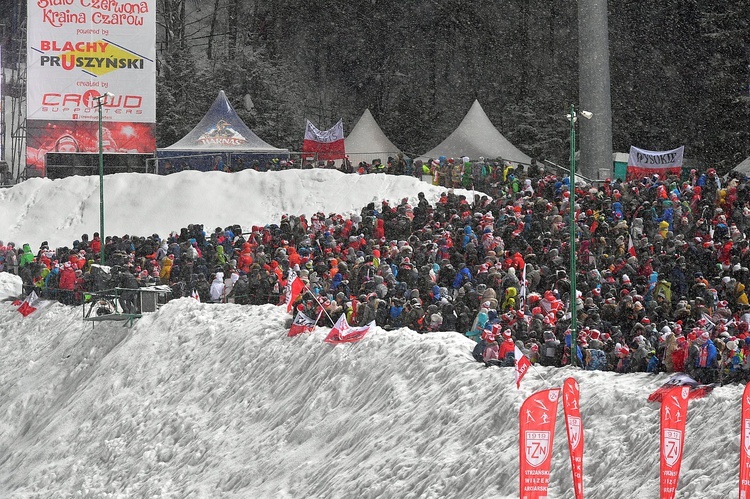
563;378;584;499
740;383;750;499
626;146;684;181
660;385;689;499
519;388;561;499
26;119;155;171
27;0;156;172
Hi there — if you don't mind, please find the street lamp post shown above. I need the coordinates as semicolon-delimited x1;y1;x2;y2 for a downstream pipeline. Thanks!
566;104;592;367
93;92;114;265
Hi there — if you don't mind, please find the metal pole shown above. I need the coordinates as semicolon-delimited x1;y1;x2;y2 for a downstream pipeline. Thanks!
569;104;578;367
96;95;106;265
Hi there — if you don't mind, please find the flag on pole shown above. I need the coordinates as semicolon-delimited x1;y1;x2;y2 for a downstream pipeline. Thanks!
659;386;689;499
519;388;561;499
563;378;585;499
17;290;40;317
302;119;345;161
739;383;750;499
283;270;304;313
514;345;531;389
324;314;375;344
288;310;319;337
628;234;637;257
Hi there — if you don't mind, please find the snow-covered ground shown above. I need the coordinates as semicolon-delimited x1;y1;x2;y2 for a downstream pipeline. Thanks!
0;169;474;251
0;171;745;498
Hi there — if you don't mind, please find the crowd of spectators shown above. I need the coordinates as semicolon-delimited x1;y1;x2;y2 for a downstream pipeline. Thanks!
3;159;750;384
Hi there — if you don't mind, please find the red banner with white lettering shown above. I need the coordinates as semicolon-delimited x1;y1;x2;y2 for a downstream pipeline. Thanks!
519;388;561;499
740;383;750;499
660;385;689;499
563;378;584;499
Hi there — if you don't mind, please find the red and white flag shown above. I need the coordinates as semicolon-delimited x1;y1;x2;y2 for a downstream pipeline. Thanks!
647;373;714;403
17;290;40;317
628;234;637;257
660;386;689;499
519;388;561;499
288;310;319;337
324;314;374;344
283;270;304;313
514;345;531;389
563;378;584;499
191;289;200;301
302;119;345;161
740;383;750;499
626;145;684;181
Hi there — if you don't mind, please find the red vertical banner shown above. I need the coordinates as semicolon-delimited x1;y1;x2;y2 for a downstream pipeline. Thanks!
660;386;690;499
519;388;561;499
740;383;750;499
563;378;584;499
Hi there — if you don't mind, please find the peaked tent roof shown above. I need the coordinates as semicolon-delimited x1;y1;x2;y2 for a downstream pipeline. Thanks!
417;100;531;164
733;157;750;174
344;109;401;162
162;90;287;153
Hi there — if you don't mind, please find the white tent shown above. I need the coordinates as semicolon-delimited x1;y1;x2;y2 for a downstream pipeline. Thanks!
344;109;402;165
733;157;750;175
417;100;531;165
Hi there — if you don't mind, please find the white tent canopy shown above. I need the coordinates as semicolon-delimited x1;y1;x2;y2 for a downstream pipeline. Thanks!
344;109;402;164
733;157;750;175
417;100;531;165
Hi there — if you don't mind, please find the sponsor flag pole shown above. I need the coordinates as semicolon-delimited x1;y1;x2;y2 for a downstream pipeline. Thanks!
563;378;584;499
659;385;689;499
519;388;561;499
740;383;750;499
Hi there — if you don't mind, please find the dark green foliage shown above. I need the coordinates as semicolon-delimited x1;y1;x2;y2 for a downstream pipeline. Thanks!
4;0;748;168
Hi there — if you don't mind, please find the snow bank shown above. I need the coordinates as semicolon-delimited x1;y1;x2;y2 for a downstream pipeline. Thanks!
0;297;743;498
0;170;475;251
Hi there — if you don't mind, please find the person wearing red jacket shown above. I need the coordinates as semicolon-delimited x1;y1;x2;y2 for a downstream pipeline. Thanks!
58;262;77;304
497;329;516;366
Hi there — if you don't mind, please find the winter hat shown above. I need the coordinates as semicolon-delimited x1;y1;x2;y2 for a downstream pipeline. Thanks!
502;329;512;339
727;340;738;351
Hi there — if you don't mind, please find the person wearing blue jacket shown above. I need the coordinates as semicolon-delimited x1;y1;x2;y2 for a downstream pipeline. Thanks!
694;331;718;383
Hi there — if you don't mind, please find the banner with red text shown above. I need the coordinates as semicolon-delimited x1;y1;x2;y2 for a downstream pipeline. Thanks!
563;378;584;499
660;385;689;499
519;388;561;499
27;0;156;122
740;383;750;499
27;0;156;173
626;146;684;181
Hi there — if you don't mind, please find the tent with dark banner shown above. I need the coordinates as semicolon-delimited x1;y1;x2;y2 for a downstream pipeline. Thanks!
156;90;288;173
416;100;531;166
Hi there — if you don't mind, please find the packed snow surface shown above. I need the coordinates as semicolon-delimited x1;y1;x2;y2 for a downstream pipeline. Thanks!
0;171;745;498
0;169;474;251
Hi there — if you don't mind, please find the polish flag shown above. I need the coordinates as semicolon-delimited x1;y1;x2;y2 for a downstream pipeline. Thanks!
628;234;637;257
288;310;319;337
324;314;374;344
515;345;531;389
17;290;41;317
191;289;200;301
283;270;305;313
302;119;345;161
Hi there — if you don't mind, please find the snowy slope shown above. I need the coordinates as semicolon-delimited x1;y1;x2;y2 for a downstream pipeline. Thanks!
0;170;474;251
0;273;744;499
0;171;744;498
